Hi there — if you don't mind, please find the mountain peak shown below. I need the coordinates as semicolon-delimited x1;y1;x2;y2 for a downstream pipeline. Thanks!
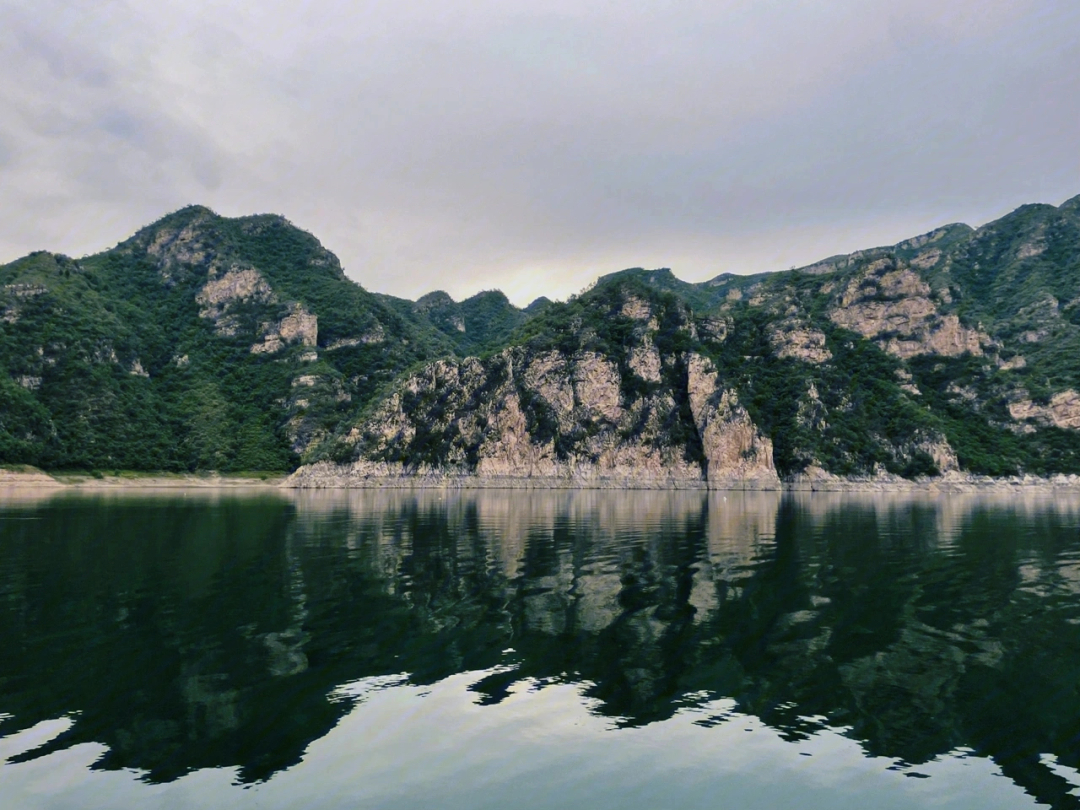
416;290;455;309
1060;194;1080;213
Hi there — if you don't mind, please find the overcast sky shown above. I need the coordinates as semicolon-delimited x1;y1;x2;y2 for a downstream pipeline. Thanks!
1;1;1078;305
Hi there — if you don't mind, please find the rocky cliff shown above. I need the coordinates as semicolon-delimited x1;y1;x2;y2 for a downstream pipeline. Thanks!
4;196;1080;480
292;280;955;487
293;292;778;488
0;207;463;470
293;195;1080;486
289;347;778;489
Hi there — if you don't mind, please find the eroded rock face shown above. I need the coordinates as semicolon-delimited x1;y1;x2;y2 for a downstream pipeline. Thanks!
909;249;942;269
686;354;779;484
523;352;575;426
198;267;274;315
195;266;276;337
1009;390;1080;430
829;264;987;359
329;347;779;488
1016;226;1047;259
997;355;1027;371
474;392;559;477
768;320;831;364
918;437;960;473
277;306;318;345
146;217;214;279
697;318;729;343
879;314;986;359
250;304;318;355
895;368;920;395
621;296;652;321
572;353;622;423
628;344;662;382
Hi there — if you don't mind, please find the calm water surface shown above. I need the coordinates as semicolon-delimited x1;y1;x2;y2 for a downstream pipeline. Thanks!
1;488;1079;809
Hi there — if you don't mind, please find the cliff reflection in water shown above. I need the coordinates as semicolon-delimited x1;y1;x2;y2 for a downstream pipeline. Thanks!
1;489;1080;805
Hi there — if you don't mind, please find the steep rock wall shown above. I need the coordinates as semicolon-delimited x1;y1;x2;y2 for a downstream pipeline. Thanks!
295;347;781;488
829;262;989;359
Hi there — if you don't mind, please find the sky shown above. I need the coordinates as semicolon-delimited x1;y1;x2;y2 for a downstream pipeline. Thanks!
1;1;1078;306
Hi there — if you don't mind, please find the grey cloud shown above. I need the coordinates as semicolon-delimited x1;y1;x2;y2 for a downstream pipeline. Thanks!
97;108;146;144
7;18;113;88
0;0;1078;304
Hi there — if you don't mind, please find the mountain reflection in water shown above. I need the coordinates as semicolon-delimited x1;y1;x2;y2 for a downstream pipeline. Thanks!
1;489;1080;807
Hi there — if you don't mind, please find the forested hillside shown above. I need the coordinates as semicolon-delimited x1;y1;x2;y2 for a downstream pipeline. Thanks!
0;207;505;471
4;197;1080;480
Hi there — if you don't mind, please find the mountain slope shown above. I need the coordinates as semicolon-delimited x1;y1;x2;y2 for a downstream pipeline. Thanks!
0;207;457;470
301;195;1080;483
379;288;531;356
4;196;1080;480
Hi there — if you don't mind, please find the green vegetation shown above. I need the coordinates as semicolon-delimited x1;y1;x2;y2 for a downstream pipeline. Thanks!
397;288;530;355
0;209;459;472
3;196;1080;477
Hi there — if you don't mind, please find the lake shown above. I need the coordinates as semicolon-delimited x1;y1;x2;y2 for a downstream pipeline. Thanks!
1;488;1079;809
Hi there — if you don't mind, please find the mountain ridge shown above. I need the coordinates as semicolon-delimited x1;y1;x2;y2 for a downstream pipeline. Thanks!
3;196;1080;482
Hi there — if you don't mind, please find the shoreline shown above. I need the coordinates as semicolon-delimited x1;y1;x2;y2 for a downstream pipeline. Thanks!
280;461;1080;493
3;466;1080;493
0;468;285;489
279;474;1080;493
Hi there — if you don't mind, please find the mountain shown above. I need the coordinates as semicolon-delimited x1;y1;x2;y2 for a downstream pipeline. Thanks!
377;288;530;356
3;196;1080;481
0;206;500;471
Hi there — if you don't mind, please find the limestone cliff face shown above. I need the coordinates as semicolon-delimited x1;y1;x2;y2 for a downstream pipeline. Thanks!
6;197;1080;478
828;260;989;359
1009;390;1080;430
196;266;275;336
768;319;831;364
145;213;215;280
251;303;318;355
299;342;780;488
686;354;778;484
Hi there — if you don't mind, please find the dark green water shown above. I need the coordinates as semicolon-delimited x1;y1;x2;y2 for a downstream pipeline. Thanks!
1;488;1079;809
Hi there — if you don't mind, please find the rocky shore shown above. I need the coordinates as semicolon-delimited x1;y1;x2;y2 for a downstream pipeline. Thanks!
4;464;1079;494
283;460;1080;493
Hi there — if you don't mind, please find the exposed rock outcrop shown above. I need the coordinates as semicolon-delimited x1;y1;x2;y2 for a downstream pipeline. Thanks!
829;263;988;359
1009;390;1080;430
686;354;778;485
304;347;782;489
918;437;960;473
198;267;273;314
196;266;276;336
768;319;831;364
145;214;214;279
628;342;662;382
251;304;318;355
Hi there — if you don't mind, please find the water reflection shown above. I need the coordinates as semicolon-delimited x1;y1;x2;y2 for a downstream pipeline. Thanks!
1;489;1079;806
